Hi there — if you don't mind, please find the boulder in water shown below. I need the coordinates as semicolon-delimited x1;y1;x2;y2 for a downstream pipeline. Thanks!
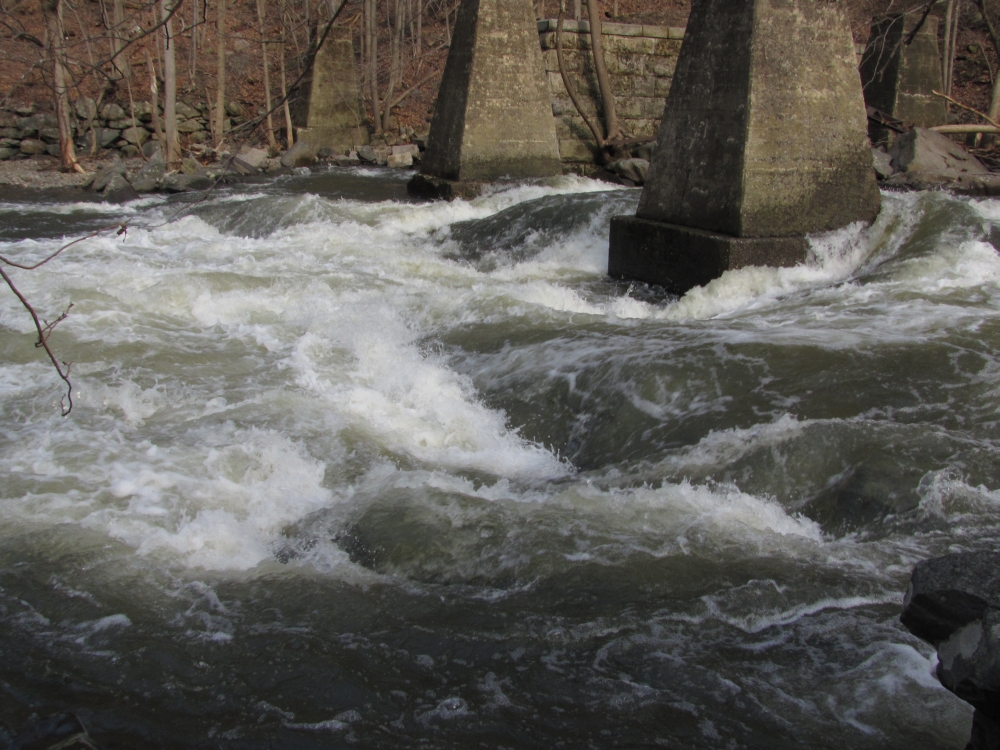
131;154;166;192
901;551;1000;750
610;158;650;185
280;140;318;168
102;172;140;203
890;127;990;180
82;158;127;192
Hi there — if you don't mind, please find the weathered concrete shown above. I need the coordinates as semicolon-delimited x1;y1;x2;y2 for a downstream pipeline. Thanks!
860;14;947;146
294;39;369;153
608;0;881;295
415;0;561;189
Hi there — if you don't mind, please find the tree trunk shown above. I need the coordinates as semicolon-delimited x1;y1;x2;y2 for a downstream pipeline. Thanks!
189;0;198;83
161;0;179;163
144;48;166;147
42;0;79;171
367;0;381;132
586;0;619;143
572;0;580;19
215;0;227;145
382;0;405;129
415;0;421;60
279;0;294;146
256;0;277;148
112;0;131;79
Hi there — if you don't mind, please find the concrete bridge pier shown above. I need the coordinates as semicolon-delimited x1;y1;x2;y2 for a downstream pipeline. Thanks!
608;0;881;296
408;0;562;200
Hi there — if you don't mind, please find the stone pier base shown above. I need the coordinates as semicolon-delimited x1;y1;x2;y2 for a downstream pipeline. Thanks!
407;173;485;201
608;216;807;295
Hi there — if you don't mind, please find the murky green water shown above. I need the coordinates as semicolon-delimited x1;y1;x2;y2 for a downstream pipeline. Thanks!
1;168;996;748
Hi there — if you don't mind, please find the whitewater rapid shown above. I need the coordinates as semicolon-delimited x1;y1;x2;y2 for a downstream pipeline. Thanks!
1;170;997;748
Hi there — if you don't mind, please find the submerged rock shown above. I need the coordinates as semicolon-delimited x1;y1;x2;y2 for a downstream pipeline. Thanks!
8;712;103;750
610;157;650;185
901;551;1000;750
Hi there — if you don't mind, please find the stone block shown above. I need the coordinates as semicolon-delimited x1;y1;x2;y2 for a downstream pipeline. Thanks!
19;138;46;155
108;117;139;129
602;22;642;36
387;152;413;168
609;216;807;294
0;147;17;160
605;35;657;55
860;14;947;145
606;52;644;76
641;25;671;39
653;38;683;56
100;103;125;121
175;101;199;119
177;119;204;133
631;75;657;98
122;126;149;146
392;143;420;156
39;127;60;143
421;0;561;182
654;77;673;98
668;27;685;39
295;38;369;153
75;97;97;121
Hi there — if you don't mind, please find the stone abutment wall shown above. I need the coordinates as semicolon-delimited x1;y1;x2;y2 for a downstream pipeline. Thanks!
538;20;684;166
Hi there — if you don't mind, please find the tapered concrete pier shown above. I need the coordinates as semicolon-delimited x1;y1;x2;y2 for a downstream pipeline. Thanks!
860;14;947;146
295;39;369;153
608;0;881;295
408;0;561;199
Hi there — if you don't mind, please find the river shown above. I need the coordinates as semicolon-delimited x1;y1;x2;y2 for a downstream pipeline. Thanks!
1;168;996;748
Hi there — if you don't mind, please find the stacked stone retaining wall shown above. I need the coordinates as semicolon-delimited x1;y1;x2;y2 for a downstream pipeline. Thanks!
538;19;684;165
540;20;867;167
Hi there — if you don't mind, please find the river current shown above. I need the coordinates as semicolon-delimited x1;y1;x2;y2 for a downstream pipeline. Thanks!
1;169;997;748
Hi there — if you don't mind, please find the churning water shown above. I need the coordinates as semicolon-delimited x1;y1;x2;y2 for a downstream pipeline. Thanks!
1;168;997;748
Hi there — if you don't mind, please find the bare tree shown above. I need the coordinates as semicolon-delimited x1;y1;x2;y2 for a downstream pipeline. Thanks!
257;0;278;149
214;0;227;145
162;0;180;162
586;0;619;144
366;0;381;132
41;0;81;172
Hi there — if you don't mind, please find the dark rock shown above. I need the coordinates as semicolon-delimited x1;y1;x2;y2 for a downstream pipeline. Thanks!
0;147;17;161
177;118;205;133
902;552;1000;646
17;113;59;132
83;158;127;192
160;173;213;192
19;138;47;155
45;143;60;157
102;173;141;203
131;154;166;192
142;140;162;158
890;127;990;179
610;158;650;184
280;140;318;168
225;101;245;117
8;712;103;750
120;144;140;158
100;103;125;121
39;127;61;143
108;117;139;130
634;141;656;162
357;144;378;163
121;126;149;146
175;101;199;119
901;552;1000;750
0;112;18;128
226;156;256;175
0;127;19;139
1;137;19;147
407;173;484;200
78;128;120;152
74;97;98;122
